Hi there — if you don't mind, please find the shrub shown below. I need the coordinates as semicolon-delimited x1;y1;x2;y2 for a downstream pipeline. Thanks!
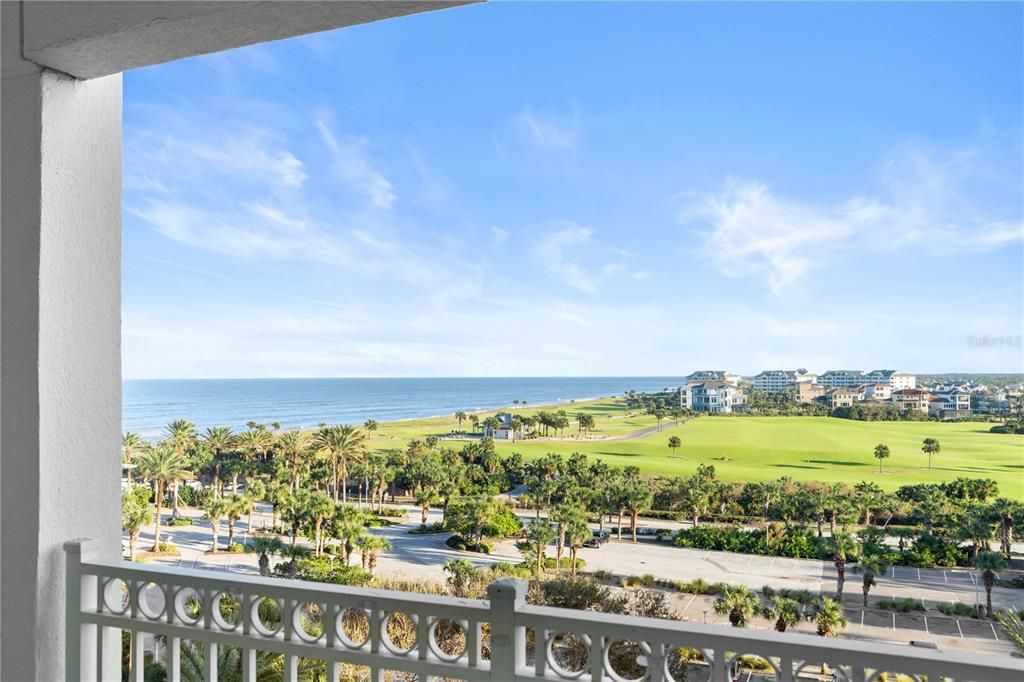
541;557;586;571
377;506;409;517
226;543;244;553
672;524;823;560
167;517;194;527
445;535;491;554
876;598;925;613
364;517;394;528
483;504;524;539
155;542;177;553
292;557;373;586
936;602;983;618
675;579;725;596
593;569;613;580
409;523;448;535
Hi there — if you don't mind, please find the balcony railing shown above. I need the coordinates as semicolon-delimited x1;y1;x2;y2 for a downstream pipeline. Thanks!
66;540;1023;682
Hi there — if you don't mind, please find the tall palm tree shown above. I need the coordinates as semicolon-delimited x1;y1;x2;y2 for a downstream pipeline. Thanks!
164;419;197;518
355;534;391;573
921;438;941;470
203;497;230;553
454;411;467;432
314;425;366;503
831;532;857;600
135;445;189;551
201;426;235;498
277;430;310;492
363;419;378;439
121;432;149;486
873;443;890;474
859;554;889;607
236;427;273;493
973;551;1008;617
223;494;248;549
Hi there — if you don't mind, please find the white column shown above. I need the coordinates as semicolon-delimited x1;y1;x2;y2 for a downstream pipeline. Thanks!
1;3;122;678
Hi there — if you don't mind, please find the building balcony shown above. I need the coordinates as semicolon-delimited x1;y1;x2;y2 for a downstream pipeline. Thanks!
66;540;1021;682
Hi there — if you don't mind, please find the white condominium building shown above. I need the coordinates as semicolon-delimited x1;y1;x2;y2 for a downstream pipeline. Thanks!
818;370;865;388
751;369;817;393
864;369;917;390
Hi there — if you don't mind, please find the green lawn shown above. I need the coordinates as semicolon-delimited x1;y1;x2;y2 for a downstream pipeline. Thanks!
366;400;1024;499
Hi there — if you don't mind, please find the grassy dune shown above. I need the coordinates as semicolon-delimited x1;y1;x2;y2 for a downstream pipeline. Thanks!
366;399;1024;498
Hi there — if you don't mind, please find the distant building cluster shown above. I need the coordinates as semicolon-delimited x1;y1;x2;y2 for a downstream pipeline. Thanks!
678;369;1020;419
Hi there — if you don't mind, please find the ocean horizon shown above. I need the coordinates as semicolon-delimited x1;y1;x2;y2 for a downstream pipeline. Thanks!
123;376;680;439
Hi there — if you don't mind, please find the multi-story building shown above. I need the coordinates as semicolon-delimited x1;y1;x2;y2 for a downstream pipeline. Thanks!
822;387;859;409
818;370;865;388
929;390;972;419
864;369;916;390
861;383;892;400
892;388;932;414
796;382;825;403
684;370;740;386
683;381;747;413
751;369;817;394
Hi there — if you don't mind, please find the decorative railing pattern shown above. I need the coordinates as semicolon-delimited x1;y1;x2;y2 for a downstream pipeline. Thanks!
66;540;1023;682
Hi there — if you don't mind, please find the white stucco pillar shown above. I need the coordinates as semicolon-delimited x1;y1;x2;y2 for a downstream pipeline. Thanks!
1;5;122;678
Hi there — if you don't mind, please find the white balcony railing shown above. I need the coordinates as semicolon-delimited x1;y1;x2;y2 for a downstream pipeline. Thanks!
66;540;1023;682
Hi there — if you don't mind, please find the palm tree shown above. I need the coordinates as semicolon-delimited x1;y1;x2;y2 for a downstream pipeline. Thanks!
414;488;439;527
203;498;230;553
236;427;272;493
135;445;189;551
563;513;590;577
521;520;556;575
277;429;310;492
469;414;480;434
355;535;391;573
121;489;153;561
873;443;890;474
921;438;941;470
713;586;760;627
314;425;366;503
974;551;1008;617
762;596;800;632
201;426;235;498
454;411;467;432
363;419;378;439
831;532;857;600
812;597;848;637
668;435;681;456
303;491;333;555
331;505;367;566
121;432;149;486
859;554;889;607
223;494;248;549
164;419;197;518
250;536;284;577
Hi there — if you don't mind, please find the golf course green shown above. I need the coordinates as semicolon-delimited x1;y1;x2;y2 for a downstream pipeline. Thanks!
369;399;1024;498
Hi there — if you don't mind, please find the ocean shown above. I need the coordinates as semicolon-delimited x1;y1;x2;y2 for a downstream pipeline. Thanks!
123;377;679;439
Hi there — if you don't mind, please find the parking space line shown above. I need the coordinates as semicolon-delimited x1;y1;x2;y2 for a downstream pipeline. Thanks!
891;613;896;631
943;570;948;583
956;620;963;639
891;566;896;579
684;594;697;609
747;555;755;565
991;623;999;641
970;573;977;585
860;610;864;628
923;616;929;635
917;568;921;581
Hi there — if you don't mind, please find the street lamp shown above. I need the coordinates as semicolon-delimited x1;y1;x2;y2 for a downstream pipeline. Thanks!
703;609;709;625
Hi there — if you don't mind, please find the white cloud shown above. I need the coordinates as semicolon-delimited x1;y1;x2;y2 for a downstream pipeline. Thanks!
513;104;581;152
316;114;396;209
680;135;1023;294
490;226;510;249
532;223;600;293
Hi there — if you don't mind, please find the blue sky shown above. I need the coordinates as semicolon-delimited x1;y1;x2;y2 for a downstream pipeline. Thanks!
123;1;1024;379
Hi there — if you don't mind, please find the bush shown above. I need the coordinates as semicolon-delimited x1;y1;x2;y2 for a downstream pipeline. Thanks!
364;517;395;528
445;535;491;554
675;579;725;596
936;602;983;618
377;506;409;517
483;504;523;539
673;524;824;560
155;542;177;553
876;598;925;613
177;485;201;507
167;517;193;527
226;543;244;553
593;569;613;580
409;523;448;535
541;557;586;571
291;557;373;586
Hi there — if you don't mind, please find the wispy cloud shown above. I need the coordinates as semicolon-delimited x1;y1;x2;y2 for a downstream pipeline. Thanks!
489;226;510;249
680;133;1024;294
532;223;600;293
316;113;396;209
513;103;581;152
